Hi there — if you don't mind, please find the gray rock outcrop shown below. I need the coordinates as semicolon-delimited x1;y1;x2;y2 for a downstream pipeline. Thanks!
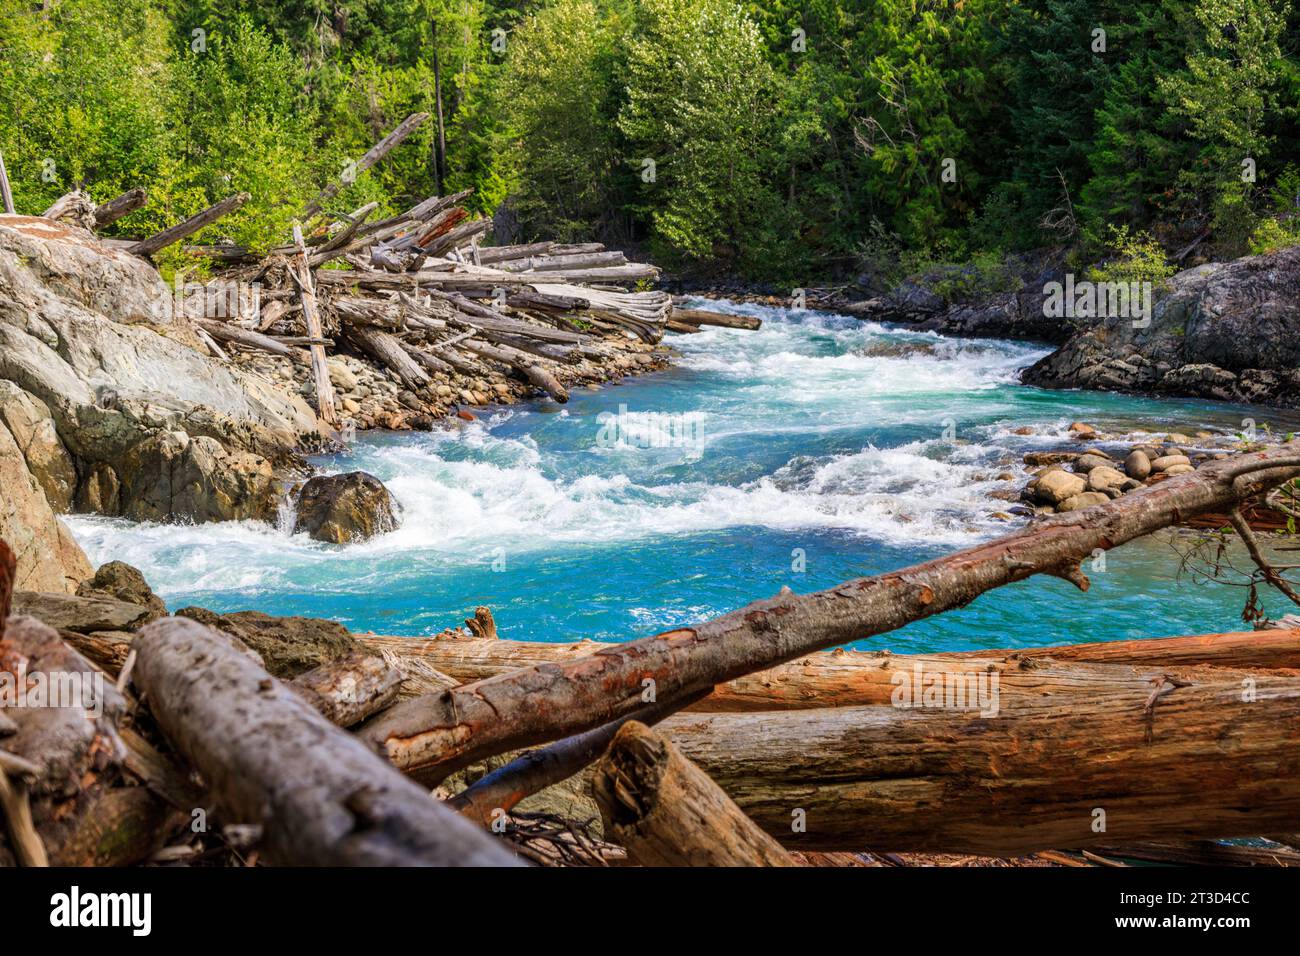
1022;246;1300;406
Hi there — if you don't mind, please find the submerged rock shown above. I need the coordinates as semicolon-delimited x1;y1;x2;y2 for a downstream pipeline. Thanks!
292;471;400;544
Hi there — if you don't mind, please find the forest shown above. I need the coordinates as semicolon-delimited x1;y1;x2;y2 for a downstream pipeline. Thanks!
2;0;1299;284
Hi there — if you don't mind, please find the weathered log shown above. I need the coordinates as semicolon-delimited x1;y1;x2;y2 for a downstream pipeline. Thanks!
672;307;762;331
129;192;249;258
359;444;1300;784
93;187;148;227
196;319;297;359
346;325;430;391
477;241;554;264
356;629;1300;713
41;190;97;228
657;670;1300;854
292;222;340;427
398;338;454;375
301;112;429;219
460;338;568;403
131;616;520;866
290;651;403;727
500;251;628;273
0;615;166;866
592;721;796;867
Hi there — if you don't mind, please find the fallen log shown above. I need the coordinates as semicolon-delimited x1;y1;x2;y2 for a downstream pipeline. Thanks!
93;187;148;227
131;616;520;866
460;338;568;403
345;325;430;391
592;721;796;867
301;112;429;220
671;307;762;331
657;671;1300;854
1;614;168;866
129;192;249;258
292;222;340;427
196;319;297;359
290;651;404;727
359;444;1300;783
356;629;1300;712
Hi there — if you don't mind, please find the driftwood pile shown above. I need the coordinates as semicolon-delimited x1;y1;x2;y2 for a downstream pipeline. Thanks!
19;115;749;432
6;443;1300;867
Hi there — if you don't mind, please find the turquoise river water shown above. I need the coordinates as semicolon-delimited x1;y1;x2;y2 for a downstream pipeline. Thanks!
67;300;1298;652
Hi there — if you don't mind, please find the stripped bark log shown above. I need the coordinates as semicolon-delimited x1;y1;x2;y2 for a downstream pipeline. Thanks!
289;651;403;728
129;192;249;258
345;325;430;391
658;670;1300;854
359;444;1300;784
592;721;796;867
671;307;762;331
196;320;297;359
132;616;521;866
292;222;340;427
459;338;568;403
301;113;429;220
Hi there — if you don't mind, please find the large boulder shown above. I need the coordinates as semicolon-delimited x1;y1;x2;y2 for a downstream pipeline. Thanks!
1023;246;1300;406
292;472;400;544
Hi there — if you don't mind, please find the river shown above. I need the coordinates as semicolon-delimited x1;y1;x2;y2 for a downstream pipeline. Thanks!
66;299;1296;651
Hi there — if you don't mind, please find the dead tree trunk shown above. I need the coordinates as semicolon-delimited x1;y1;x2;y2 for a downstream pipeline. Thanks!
301;112;429;220
129;192;249;258
132;617;520;866
658;670;1300;855
592;721;796;867
93;188;148;227
359;443;1300;784
292;223;340;427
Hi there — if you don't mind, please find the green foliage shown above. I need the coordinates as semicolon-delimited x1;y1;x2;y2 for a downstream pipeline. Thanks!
1086;225;1177;285
2;0;1300;282
618;0;781;267
1248;216;1300;254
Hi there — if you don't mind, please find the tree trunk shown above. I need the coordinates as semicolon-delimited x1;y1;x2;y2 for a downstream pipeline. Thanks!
132;617;521;866
292;223;340;427
592;721;796;867
358;444;1300;785
658;670;1300;855
129;192;249;258
300;112;429;220
356;629;1300;713
289;651;403;728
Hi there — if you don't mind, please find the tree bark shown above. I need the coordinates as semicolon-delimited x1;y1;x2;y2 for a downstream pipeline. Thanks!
657;671;1300;855
671;307;762;330
358;444;1300;784
592;721;796;867
289;651;403;728
132;616;521;866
